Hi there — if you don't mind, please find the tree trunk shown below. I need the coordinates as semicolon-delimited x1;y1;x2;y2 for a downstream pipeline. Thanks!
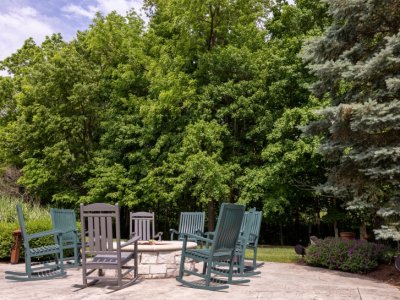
360;222;368;240
333;198;338;238
208;200;216;231
333;220;339;238
279;222;284;245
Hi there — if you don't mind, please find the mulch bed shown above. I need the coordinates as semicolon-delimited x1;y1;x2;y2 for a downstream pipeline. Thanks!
362;264;400;289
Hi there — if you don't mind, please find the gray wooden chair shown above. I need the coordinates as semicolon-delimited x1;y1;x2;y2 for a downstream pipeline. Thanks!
170;212;205;243
50;208;81;266
240;210;262;269
129;211;163;241
80;203;140;290
176;203;249;290
5;204;66;281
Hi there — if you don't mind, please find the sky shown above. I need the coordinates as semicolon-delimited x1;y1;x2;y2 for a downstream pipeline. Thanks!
0;0;295;65
0;0;145;62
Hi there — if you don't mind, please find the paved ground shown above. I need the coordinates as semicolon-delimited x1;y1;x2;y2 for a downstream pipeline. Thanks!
1;262;399;300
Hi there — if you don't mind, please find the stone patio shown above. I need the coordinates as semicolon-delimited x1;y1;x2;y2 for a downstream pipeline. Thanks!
1;261;399;299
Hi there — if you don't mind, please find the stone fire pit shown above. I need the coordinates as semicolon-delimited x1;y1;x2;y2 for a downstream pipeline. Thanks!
121;240;197;279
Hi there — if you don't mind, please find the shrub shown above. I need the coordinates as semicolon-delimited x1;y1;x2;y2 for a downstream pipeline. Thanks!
0;218;53;260
0;195;78;261
0;222;17;258
304;237;386;273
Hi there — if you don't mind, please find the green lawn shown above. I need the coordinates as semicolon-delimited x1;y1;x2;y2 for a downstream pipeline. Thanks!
245;246;300;263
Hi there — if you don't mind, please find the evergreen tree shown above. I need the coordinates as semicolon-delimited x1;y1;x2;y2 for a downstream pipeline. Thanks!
302;0;400;240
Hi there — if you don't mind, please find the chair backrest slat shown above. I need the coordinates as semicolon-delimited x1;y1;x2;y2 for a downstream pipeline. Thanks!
250;211;262;244
130;212;156;241
81;203;119;255
212;203;245;253
88;217;94;251
16;204;28;247
240;210;262;243
241;208;256;243
50;208;78;243
177;212;205;240
100;216;107;250
94;217;100;251
107;216;113;250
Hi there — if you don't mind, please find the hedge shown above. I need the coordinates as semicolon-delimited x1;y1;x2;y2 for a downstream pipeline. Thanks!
0;218;53;260
304;237;387;273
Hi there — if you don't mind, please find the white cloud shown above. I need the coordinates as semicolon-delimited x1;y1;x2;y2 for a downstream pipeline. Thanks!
62;0;144;19
0;6;54;61
62;4;97;19
96;0;143;16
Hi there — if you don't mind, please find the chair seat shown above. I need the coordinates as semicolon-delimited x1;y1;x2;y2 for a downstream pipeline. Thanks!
88;252;135;266
30;244;61;256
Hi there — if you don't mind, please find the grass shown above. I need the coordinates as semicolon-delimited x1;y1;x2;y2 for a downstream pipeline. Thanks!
246;245;300;263
0;195;50;223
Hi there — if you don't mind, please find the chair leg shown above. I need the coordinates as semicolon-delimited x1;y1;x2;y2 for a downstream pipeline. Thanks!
134;244;138;278
25;254;32;278
73;244;80;266
253;247;257;269
178;252;185;279
205;261;212;286
82;265;87;285
118;269;122;288
59;248;64;274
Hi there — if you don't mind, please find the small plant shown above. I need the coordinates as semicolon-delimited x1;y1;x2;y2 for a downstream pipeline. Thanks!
0;195;50;223
148;239;156;245
304;237;386;273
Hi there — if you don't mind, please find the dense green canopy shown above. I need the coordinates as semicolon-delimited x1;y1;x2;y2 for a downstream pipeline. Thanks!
8;1;392;243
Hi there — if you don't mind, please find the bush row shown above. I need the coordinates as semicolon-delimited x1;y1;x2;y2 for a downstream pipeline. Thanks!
0;218;53;260
304;237;387;273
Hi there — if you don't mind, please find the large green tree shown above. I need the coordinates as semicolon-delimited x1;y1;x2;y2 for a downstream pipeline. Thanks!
302;0;400;240
84;0;272;229
237;0;331;242
0;11;145;205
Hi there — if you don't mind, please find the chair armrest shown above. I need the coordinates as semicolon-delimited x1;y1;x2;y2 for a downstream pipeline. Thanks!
28;229;61;240
154;232;163;241
59;228;79;235
237;236;247;246
130;232;140;239
170;229;179;240
195;229;204;236
204;231;215;239
169;229;179;235
181;233;213;244
121;235;141;248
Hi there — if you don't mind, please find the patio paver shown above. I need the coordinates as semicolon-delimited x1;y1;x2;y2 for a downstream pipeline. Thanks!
1;261;399;299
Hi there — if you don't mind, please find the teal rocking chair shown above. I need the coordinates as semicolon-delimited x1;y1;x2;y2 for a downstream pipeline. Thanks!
226;208;261;276
50;208;81;266
170;212;205;243
176;203;249;290
241;210;262;269
5;204;66;281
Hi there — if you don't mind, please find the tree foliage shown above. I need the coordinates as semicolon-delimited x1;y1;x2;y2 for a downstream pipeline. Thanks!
302;0;400;240
0;1;333;240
